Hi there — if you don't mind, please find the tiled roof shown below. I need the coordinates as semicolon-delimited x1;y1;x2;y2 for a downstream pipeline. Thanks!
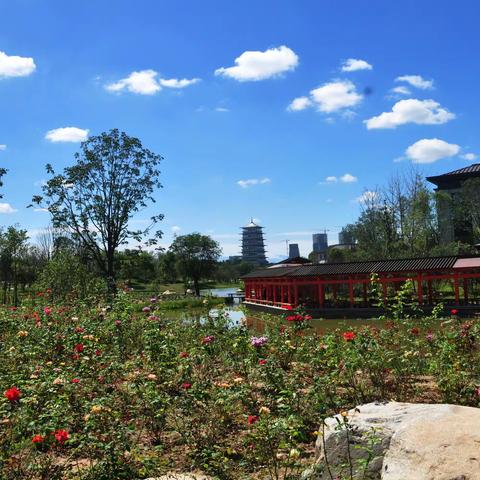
427;163;480;181
242;255;462;279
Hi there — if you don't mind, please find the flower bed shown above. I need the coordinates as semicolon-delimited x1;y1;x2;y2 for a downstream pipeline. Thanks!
0;293;479;479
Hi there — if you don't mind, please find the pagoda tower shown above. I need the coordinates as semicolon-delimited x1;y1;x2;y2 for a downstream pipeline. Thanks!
241;219;267;265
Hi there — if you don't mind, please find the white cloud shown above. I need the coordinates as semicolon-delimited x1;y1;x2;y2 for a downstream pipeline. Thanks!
158;77;199;88
461;153;478;161
340;173;358;183
106;70;199;95
215;107;229;112
0;144;6;151
292;80;362;114
171;225;181;234
325;176;338;183
0;51;36;78
0;203;17;214
365;99;455;129
341;58;372;72
287;96;312;111
33;207;49;213
237;178;271;188
356;191;379;204
395;75;433;90
391;85;411;95
106;70;161;95
215;45;298;81
405;138;460;164
45;127;89;143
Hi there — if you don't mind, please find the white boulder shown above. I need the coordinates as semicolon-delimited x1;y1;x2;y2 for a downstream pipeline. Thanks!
305;401;480;479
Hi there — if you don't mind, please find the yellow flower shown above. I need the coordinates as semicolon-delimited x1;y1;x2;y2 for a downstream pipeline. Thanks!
146;374;157;381
90;405;103;414
17;330;28;338
289;448;300;459
259;406;271;415
52;377;64;385
233;377;244;383
340;410;348;418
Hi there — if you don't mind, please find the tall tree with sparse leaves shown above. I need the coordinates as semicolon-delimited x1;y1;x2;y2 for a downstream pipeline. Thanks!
32;129;163;294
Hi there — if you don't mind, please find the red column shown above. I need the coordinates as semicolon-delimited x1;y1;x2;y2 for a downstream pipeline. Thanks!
349;276;354;308
454;273;460;304
281;284;285;304
318;283;325;308
463;277;469;303
273;284;277;304
294;284;299;307
417;273;423;305
287;283;292;305
427;280;433;305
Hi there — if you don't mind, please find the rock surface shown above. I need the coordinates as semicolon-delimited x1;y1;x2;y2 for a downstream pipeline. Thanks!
304;401;480;480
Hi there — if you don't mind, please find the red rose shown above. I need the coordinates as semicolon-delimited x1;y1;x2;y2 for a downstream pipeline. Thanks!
179;351;189;358
304;315;312;321
451;309;459;315
75;327;85;333
74;343;84;353
95;349;102;357
286;315;296;322
181;382;192;390
248;415;259;425
410;327;419;335
4;387;21;402
202;335;215;345
343;331;356;342
258;359;267;365
32;434;45;444
284;305;293;310
54;430;69;443
71;378;80;384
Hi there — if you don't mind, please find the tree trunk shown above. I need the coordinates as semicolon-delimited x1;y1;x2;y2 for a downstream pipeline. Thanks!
193;278;200;296
106;250;117;296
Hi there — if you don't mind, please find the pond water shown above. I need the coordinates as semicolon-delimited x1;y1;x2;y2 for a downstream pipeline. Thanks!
200;287;241;298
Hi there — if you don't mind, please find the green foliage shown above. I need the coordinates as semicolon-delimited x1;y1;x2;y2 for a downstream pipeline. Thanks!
170;233;222;295
32;129;164;293
35;251;106;301
0;295;479;479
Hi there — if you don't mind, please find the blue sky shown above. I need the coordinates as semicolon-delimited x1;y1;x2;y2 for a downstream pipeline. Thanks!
1;0;479;259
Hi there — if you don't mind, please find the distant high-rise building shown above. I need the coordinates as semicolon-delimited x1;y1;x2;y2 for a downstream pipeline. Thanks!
241;219;268;265
288;243;300;258
312;233;328;253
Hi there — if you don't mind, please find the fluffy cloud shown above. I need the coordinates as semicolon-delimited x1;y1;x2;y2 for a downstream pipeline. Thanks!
290;80;362;114
405;138;460;164
215;107;229;112
324;173;357;183
0;51;36;78
0;144;6;151
341;58;372;72
158;77;200;88
237;178;271;188
171;226;181;234
106;70;199;95
365;99;455;129
45;127;89;143
215;46;298;81
340;173;358;183
395;75;433;90
461;153;478;161
391;85;411;95
287;96;312;111
0;203;17;214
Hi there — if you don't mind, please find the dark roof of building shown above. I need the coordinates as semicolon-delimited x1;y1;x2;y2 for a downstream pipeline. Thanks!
427;163;480;186
241;255;465;279
277;256;311;265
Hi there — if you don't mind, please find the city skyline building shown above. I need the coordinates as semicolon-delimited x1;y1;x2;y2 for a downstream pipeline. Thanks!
288;243;300;258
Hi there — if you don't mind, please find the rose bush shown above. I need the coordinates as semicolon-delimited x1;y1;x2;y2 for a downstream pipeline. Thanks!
0;291;479;479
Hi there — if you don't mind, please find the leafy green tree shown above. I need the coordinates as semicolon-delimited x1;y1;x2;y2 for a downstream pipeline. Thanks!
156;251;178;284
0;226;29;305
460;178;480;243
32;129;163;294
170;233;221;295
